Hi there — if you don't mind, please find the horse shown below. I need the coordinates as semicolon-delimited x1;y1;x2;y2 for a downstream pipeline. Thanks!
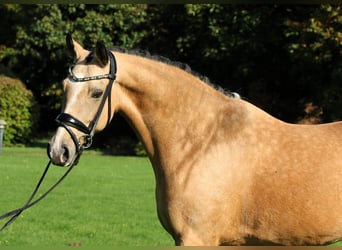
48;35;342;246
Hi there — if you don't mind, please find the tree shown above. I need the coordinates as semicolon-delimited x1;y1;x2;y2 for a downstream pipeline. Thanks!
0;4;340;146
284;4;342;122
0;4;149;131
141;4;341;122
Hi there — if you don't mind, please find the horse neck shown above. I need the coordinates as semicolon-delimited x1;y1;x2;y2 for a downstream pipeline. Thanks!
113;51;240;167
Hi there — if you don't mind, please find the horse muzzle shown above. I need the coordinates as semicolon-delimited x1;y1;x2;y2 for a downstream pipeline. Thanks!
48;112;94;166
47;130;77;167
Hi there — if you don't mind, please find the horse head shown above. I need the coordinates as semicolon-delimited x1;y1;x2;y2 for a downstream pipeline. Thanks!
48;35;117;166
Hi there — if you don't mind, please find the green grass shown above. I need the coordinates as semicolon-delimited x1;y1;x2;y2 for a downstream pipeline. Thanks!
0;146;173;246
0;146;341;247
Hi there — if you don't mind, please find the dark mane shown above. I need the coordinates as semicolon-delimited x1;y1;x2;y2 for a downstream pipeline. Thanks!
109;47;239;98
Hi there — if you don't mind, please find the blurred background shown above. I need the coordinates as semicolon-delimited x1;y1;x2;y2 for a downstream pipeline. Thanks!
0;4;341;155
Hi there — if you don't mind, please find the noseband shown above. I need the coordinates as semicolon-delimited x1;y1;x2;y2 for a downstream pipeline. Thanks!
54;50;117;164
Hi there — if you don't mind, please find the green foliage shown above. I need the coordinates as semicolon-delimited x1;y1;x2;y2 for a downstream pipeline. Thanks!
141;4;342;122
0;75;39;145
284;5;342;121
0;4;341;147
134;141;147;157
0;4;149;131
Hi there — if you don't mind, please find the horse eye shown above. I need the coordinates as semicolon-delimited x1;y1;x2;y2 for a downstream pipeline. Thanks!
91;89;103;99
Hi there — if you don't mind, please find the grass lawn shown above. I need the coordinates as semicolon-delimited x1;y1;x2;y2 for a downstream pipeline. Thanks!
0;146;341;247
0;146;173;246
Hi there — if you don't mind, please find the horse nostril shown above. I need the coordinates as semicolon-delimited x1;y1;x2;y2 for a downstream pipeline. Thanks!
61;145;70;164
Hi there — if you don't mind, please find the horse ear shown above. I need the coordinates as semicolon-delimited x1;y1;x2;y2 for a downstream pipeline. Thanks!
66;34;88;60
66;34;75;58
94;41;108;68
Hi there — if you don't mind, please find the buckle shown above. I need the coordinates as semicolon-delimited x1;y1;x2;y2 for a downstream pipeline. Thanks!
80;134;93;149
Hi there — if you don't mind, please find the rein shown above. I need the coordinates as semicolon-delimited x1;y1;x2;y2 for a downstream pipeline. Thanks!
0;49;117;232
0;160;75;232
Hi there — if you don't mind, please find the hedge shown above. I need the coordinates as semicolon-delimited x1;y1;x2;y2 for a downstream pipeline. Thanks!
0;75;39;145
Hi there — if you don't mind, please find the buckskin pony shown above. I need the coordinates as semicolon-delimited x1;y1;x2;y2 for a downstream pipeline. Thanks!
48;35;342;246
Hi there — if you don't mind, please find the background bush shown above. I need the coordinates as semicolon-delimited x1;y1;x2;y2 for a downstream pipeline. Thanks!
0;75;39;145
0;4;341;152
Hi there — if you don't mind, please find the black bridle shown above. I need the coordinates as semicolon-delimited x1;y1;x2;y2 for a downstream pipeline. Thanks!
56;49;117;164
0;49;117;232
